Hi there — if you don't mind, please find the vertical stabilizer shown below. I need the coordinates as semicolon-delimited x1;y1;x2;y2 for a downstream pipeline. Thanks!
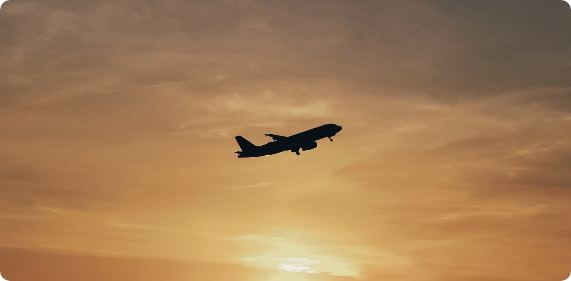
235;136;256;152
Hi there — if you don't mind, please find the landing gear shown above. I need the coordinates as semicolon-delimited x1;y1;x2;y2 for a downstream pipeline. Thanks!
328;136;333;142
291;149;300;155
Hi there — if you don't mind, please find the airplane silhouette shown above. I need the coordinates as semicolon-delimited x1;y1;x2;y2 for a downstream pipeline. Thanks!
235;124;342;158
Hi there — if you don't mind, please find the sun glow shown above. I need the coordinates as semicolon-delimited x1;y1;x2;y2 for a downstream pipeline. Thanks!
240;253;360;277
277;257;318;273
236;234;362;277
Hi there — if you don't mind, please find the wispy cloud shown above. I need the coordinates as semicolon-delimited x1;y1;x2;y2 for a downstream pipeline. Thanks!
215;93;333;118
435;204;547;221
224;182;272;190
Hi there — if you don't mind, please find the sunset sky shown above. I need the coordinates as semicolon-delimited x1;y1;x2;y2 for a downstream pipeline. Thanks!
1;0;570;280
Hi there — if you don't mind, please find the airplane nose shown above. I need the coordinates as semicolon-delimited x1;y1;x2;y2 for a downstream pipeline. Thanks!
336;125;342;132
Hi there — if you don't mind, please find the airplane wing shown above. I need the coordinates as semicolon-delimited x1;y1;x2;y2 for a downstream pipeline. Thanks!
265;134;288;141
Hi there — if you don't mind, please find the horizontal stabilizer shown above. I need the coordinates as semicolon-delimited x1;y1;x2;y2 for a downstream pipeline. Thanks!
265;134;287;141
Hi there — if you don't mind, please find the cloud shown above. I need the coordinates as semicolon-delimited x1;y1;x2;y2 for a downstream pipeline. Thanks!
435;204;546;221
214;92;333;118
224;182;272;190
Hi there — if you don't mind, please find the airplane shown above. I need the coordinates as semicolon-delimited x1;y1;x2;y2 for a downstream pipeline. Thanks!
234;124;342;158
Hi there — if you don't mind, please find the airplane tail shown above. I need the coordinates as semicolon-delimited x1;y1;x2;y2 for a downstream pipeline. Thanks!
235;136;256;152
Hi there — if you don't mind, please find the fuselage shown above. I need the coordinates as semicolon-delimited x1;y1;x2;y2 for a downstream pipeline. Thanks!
235;124;342;158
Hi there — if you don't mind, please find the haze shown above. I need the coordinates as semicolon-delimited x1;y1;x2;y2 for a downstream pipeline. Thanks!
0;1;570;280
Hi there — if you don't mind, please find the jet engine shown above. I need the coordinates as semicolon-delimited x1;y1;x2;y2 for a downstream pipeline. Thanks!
301;141;318;151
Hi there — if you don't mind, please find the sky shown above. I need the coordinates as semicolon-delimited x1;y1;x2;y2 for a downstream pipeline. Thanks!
0;0;570;280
